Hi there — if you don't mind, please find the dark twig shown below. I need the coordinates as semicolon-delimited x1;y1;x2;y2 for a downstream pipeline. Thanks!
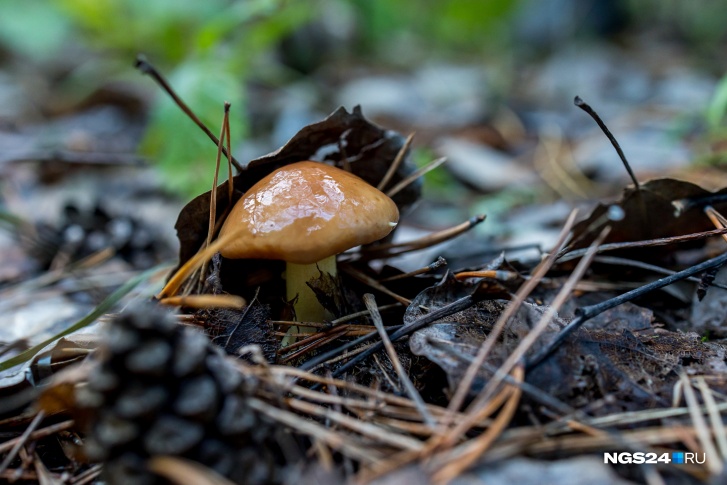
298;292;477;374
593;255;727;291
574;96;639;189
135;55;243;172
325;293;478;380
527;250;727;370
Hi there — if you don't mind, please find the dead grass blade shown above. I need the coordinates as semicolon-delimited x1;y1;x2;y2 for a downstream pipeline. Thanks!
681;373;722;475
432;365;524;484
364;294;436;429
378;132;414;191
159;294;245;309
148;456;237;485
0;411;45;475
440;209;578;430
385;156;446;198
444;225;609;447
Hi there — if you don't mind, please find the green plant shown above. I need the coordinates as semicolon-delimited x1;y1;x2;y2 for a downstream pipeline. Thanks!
0;0;313;197
349;0;518;61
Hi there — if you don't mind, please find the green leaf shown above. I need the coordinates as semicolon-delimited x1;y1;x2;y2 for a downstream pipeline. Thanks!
140;58;247;198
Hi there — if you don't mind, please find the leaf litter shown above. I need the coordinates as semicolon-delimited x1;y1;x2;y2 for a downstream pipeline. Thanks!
3;61;727;485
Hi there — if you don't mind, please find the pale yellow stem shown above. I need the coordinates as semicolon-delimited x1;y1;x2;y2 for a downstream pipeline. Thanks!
286;255;336;324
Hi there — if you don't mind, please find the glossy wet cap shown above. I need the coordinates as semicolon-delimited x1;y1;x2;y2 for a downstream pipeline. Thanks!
218;161;399;264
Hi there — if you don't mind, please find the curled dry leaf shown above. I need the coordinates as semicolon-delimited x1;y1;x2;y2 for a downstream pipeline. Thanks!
567;178;727;258
199;298;277;362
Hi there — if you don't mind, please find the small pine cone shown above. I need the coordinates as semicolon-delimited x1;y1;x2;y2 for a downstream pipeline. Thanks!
79;304;288;484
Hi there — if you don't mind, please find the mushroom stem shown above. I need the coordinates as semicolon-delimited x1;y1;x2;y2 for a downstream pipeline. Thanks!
286;255;336;326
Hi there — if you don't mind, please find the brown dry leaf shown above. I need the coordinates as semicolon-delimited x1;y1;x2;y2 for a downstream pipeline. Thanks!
568;178;727;257
36;358;94;415
528;327;727;413
409;300;563;395
407;271;727;414
200;298;277;362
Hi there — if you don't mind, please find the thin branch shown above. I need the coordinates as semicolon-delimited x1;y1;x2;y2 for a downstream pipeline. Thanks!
557;226;727;263
377;133;415;191
379;257;447;282
442;209;578;423
357;215;486;260
574;96;639;189
386;157;447;198
0;411;45;474
528;249;727;370
135;55;243;172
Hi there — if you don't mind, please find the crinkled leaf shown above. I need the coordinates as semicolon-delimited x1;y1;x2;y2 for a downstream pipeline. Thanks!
568;178;727;257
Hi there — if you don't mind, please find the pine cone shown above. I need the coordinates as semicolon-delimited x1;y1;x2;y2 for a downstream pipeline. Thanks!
78;304;288;484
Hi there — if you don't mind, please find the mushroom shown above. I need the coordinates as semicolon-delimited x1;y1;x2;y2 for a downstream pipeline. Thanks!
157;161;399;325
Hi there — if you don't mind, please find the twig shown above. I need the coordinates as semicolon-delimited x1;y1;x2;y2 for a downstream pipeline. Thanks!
135;55;243;172
558;227;727;263
380;257;447;282
247;398;385;463
342;266;411;305
386;157;447;198
574;96;639;189
592;255;727;291
158;294;245;309
674;193;727;215
323;293;479;380
444;223;608;448
442;209;579;423
527;250;727;370
0;411;45;474
358;215;486;260
432;365;523;483
377;133;415;191
70;464;102;485
0;419;74;456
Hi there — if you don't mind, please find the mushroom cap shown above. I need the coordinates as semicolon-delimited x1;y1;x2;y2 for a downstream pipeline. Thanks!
218;161;399;264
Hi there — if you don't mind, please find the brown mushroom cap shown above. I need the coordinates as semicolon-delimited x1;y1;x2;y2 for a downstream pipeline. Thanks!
218;161;399;264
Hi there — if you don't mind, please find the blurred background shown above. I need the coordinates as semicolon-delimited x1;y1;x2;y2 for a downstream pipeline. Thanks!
2;0;727;267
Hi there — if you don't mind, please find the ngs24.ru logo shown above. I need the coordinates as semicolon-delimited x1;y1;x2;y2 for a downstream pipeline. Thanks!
604;452;705;464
